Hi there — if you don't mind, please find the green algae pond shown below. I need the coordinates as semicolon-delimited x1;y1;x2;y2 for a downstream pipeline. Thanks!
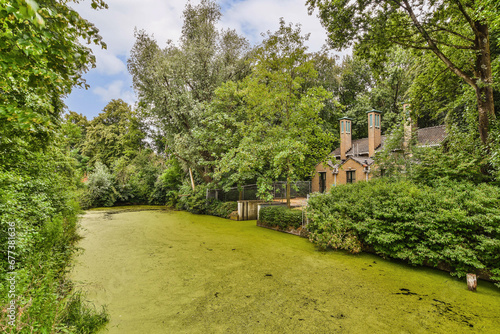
71;207;500;333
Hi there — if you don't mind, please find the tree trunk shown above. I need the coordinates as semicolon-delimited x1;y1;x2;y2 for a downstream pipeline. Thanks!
466;273;477;292
194;166;213;184
286;177;291;209
189;168;195;191
475;22;496;146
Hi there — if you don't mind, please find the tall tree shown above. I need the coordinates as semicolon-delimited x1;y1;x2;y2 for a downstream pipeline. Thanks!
128;0;250;183
216;20;335;207
0;0;107;155
307;0;499;144
82;99;145;166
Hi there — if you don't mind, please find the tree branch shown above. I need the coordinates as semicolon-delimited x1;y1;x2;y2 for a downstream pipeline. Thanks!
450;0;479;35
427;24;475;43
401;0;476;88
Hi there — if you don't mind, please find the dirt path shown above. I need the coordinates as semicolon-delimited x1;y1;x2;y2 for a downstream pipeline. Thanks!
71;208;500;333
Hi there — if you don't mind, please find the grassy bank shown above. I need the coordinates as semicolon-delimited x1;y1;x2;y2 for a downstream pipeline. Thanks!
0;152;108;333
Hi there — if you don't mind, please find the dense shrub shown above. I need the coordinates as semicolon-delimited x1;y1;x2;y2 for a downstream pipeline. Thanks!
82;162;117;208
149;159;183;206
177;183;210;214
208;201;238;218
175;183;237;218
306;179;500;286
0;148;107;332
113;151;167;205
259;206;303;229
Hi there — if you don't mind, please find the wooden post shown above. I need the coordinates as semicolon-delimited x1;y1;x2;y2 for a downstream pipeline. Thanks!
466;273;477;291
189;168;195;191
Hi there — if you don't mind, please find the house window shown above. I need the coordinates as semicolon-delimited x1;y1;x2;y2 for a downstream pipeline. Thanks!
341;121;344;133
347;121;351;133
369;114;373;128
319;172;327;193
375;114;380;128
346;170;356;183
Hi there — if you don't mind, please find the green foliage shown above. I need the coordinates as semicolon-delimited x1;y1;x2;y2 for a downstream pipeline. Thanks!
259;206;303;230
175;182;236;218
150;158;184;206
0;140;108;332
82;161;117;208
308;0;499;145
307;179;500;286
81;99;145;167
0;1;109;331
177;183;210;214
207;201;237;219
0;0;107;151
128;0;250;181
215;19;335;204
112;150;166;205
62;293;108;333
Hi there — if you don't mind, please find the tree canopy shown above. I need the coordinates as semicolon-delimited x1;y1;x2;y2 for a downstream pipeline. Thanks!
307;0;499;144
0;0;107;154
215;20;335;206
81;99;145;166
128;0;250;182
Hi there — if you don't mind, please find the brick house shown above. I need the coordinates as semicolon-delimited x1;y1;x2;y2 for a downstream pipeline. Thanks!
311;107;446;193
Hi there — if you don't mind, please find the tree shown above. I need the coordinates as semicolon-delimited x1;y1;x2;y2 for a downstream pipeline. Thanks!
216;20;335;208
307;0;499;145
81;99;145;166
128;0;250;183
0;0;107;155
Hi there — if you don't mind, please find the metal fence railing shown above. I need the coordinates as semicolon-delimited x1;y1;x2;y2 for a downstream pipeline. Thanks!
206;181;311;202
272;181;311;200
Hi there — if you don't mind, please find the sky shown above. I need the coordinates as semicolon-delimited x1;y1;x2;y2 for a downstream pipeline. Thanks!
64;0;336;120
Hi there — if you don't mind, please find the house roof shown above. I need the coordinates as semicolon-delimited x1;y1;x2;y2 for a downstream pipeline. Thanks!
328;124;446;161
417;125;446;146
331;136;387;159
326;156;376;170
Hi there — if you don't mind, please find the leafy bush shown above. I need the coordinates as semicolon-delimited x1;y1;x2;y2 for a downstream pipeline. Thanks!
208;201;237;218
113;151;167;205
259;205;303;229
0;147;108;332
176;182;237;218
177;183;210;214
306;179;500;286
149;159;183;206
83;162;117;208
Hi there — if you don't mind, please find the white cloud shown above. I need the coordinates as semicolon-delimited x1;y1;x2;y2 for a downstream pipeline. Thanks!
93;80;136;106
92;47;127;75
67;1;348;118
73;0;186;56
219;0;329;51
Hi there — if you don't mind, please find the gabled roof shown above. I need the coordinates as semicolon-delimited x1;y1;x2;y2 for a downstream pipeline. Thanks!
332;136;387;159
329;124;446;161
325;156;376;171
417;125;446;147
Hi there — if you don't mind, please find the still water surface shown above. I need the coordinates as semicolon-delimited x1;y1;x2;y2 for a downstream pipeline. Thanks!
71;207;500;333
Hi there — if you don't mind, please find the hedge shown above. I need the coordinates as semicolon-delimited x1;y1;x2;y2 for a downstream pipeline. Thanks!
306;179;500;286
259;205;303;229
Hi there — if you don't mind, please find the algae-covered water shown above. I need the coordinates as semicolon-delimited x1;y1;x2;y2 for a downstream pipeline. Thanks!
71;207;500;333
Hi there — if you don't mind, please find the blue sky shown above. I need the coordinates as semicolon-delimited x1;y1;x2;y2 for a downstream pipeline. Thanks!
64;0;335;120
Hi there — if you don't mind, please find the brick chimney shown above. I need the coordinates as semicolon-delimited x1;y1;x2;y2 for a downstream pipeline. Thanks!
367;109;381;157
403;103;413;149
339;117;352;160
